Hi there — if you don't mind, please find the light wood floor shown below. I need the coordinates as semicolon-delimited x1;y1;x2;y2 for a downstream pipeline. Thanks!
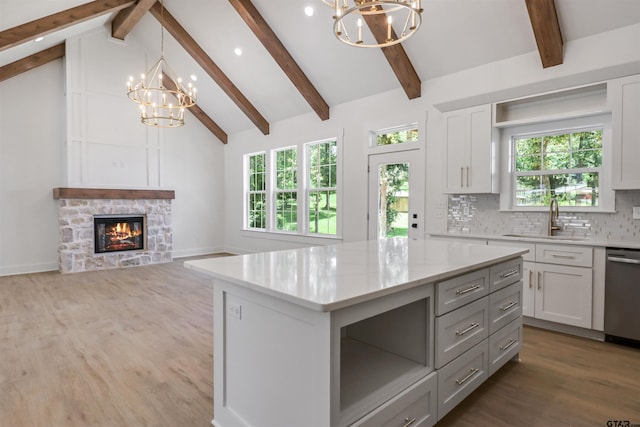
1;259;639;427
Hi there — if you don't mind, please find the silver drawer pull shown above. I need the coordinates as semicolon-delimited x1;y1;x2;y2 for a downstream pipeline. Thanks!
456;284;480;295
500;269;519;279
455;368;479;385
499;339;518;351
403;417;417;427
500;301;518;311
551;253;576;259
456;322;480;336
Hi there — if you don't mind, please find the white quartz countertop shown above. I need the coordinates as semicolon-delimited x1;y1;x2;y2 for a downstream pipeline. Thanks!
428;232;640;249
184;238;527;312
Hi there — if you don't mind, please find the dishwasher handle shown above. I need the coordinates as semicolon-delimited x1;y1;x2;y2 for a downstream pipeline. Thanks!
607;256;640;265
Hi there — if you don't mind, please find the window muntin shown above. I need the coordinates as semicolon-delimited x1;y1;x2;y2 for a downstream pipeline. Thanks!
513;128;603;207
274;148;297;232
307;140;338;235
373;124;418;146
246;152;266;229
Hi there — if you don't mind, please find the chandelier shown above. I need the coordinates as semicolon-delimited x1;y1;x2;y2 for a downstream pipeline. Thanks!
126;1;196;127
328;0;423;48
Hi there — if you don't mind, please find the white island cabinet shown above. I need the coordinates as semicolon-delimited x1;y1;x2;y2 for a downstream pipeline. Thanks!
185;239;526;427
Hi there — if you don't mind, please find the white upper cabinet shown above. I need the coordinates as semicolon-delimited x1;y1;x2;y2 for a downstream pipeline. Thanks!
610;74;640;190
443;104;497;194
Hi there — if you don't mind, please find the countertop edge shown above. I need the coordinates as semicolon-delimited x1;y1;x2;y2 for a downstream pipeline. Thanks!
428;232;640;249
185;246;527;312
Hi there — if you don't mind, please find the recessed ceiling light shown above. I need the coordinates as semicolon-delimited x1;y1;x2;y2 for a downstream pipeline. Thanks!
304;6;314;17
34;36;44;42
234;47;242;56
190;74;197;82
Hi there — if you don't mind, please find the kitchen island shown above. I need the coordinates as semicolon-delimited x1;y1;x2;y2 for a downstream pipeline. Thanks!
185;238;527;427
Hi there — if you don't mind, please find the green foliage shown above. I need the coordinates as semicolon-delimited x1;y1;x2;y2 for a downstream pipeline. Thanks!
376;128;418;146
379;163;409;236
514;129;602;207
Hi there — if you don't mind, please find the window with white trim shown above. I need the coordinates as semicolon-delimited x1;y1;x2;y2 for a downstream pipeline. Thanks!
243;138;339;236
501;114;614;212
307;140;337;235
274;147;297;232
246;152;266;229
513;127;603;207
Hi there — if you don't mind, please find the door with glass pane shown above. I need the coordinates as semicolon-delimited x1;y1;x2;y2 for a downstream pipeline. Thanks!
368;150;423;240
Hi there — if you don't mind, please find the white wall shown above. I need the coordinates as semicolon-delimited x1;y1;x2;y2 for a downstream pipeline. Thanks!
224;23;640;254
224;90;428;254
0;61;66;275
0;27;225;275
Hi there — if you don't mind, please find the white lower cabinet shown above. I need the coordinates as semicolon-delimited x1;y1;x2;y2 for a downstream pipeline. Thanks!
437;340;489;419
492;241;594;329
521;249;593;329
434;258;523;421
351;372;438;427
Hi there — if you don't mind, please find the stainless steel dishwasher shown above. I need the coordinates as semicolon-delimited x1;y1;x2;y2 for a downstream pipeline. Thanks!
605;248;640;347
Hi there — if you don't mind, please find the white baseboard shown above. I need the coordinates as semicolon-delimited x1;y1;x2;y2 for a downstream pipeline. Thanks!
0;261;58;277
171;246;227;259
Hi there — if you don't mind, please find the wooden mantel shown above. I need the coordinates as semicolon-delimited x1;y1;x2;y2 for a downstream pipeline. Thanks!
52;188;175;200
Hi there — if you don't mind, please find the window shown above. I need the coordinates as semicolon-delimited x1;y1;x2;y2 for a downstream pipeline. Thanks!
513;127;603;207
243;139;340;237
307;140;337;235
373;124;418;147
246;152;266;229
274;147;297;232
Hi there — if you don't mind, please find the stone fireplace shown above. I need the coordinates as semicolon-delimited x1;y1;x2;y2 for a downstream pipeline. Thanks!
53;188;174;273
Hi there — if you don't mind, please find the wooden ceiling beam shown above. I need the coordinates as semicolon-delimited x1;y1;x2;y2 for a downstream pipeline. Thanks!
525;0;564;68
363;13;421;99
0;0;135;52
149;2;270;135
0;43;66;83
163;74;229;144
112;0;158;40
229;0;330;121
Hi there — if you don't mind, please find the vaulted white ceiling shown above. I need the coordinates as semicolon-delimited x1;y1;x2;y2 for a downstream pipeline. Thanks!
2;0;640;136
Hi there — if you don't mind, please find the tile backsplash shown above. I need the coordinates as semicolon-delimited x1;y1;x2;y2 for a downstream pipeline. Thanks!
447;191;640;242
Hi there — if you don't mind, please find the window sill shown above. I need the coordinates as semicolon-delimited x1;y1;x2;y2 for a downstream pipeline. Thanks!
241;228;343;245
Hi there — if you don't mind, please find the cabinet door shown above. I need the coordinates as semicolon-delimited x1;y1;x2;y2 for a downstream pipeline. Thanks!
467;105;494;193
534;264;593;328
611;75;640;189
444;111;467;193
443;105;495;194
522;261;535;318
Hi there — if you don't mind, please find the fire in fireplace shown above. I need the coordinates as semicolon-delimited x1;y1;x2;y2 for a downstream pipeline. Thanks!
94;216;145;254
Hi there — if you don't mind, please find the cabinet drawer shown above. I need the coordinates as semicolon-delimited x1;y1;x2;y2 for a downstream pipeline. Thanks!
489;258;523;292
437;339;488;421
435;296;489;368
351;372;438;427
535;244;593;267
488;281;523;334
489;317;522;376
436;268;489;316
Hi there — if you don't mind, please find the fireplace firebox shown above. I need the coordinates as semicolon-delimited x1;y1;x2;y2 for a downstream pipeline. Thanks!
94;216;145;254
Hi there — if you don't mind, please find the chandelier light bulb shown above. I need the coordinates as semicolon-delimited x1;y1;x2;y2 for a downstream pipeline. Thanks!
330;0;422;48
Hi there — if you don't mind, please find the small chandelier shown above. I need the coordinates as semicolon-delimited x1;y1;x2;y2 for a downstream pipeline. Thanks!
328;0;423;48
126;1;196;127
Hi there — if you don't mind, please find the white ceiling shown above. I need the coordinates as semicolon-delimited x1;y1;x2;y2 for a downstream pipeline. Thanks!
2;0;640;136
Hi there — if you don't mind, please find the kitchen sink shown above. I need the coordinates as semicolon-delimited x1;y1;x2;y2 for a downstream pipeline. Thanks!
501;233;587;241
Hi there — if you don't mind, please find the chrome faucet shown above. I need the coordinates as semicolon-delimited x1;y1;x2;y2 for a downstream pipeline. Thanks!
548;197;561;236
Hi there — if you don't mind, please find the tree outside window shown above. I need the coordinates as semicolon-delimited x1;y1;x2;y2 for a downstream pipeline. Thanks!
275;148;297;231
514;129;602;207
247;153;266;229
307;140;337;235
